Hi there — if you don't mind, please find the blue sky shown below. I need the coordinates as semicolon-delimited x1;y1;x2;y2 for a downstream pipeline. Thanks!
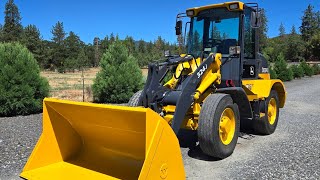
0;0;319;44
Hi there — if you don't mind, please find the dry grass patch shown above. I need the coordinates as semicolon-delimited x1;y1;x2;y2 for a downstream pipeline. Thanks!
41;68;99;102
41;67;146;102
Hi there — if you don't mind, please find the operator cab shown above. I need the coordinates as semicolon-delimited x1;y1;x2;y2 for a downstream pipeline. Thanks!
176;2;268;88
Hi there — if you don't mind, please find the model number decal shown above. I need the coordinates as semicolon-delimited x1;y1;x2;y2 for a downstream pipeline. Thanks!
197;64;208;79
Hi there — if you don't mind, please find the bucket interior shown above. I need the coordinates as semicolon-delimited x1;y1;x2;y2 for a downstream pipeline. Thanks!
25;100;148;180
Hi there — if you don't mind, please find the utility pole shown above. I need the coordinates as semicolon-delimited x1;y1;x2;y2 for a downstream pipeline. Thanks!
94;37;100;67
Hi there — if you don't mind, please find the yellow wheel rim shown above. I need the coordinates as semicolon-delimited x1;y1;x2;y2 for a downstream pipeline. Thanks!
268;98;277;125
219;108;236;145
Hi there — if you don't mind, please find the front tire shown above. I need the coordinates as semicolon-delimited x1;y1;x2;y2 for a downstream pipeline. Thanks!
128;90;143;106
198;94;240;159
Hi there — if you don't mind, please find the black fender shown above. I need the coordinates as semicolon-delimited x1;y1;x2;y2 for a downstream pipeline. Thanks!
216;87;253;121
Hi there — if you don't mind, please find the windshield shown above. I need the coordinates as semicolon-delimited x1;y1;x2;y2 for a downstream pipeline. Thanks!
187;8;240;58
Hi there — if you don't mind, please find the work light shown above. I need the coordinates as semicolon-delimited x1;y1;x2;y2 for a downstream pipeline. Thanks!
186;10;194;16
229;3;239;10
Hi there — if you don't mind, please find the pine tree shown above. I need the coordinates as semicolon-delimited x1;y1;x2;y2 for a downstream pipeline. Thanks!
290;25;297;35
109;33;115;44
93;37;101;67
300;5;318;42
146;41;153;52
51;21;67;71
100;35;109;51
137;39;146;53
124;36;135;55
279;22;286;37
177;33;185;54
258;8;268;51
65;31;83;60
317;11;320;29
155;36;165;51
286;25;304;61
84;44;95;67
76;49;89;70
193;31;201;52
0;43;49;116
211;25;221;39
40;40;54;69
21;25;42;64
309;31;320;60
2;0;23;42
0;24;3;40
92;40;143;103
51;21;66;45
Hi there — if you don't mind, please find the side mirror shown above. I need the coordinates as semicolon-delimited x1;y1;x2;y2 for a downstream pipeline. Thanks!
175;20;182;35
250;11;261;28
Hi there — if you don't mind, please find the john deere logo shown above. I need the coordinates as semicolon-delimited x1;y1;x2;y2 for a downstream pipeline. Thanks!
160;163;168;179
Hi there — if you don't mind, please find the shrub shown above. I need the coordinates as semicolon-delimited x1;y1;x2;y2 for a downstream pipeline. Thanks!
92;40;143;103
290;64;304;78
269;66;278;79
300;61;314;77
273;53;293;81
312;64;320;75
0;43;50;116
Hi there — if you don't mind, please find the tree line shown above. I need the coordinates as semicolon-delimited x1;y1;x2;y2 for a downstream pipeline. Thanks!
0;0;319;73
263;5;320;62
0;0;179;72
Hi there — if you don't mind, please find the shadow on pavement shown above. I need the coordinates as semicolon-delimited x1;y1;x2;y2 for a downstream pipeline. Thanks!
177;129;222;162
187;145;222;161
178;129;257;161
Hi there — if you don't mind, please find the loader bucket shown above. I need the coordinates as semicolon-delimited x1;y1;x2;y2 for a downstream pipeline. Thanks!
20;98;185;180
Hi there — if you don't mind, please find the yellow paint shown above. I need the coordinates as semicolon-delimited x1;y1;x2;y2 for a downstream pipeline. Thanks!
187;1;244;17
163;54;222;131
242;79;286;108
163;104;199;130
219;108;236;145
258;73;270;80
21;98;185;180
246;94;259;101
193;103;201;116
194;53;222;100
268;98;277;125
163;105;176;114
163;114;174;123
165;55;204;89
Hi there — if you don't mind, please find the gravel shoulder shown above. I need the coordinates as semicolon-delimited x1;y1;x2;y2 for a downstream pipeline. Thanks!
1;75;320;180
0;115;42;180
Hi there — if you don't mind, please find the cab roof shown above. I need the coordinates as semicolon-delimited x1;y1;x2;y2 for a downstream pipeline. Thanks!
187;1;245;17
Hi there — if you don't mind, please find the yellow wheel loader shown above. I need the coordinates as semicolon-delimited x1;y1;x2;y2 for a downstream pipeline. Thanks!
21;1;286;180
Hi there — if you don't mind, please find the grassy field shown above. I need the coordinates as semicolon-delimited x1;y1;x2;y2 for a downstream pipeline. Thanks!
41;68;99;102
41;68;148;102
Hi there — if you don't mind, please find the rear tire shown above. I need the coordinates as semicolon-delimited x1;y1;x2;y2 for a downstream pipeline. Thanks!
128;90;143;106
253;90;279;135
198;94;240;159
